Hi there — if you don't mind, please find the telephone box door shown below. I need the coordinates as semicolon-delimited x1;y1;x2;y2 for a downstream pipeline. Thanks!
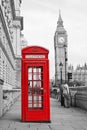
23;62;50;121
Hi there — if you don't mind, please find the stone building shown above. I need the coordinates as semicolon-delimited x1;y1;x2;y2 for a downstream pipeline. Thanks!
0;0;23;116
21;33;28;49
68;63;87;86
54;11;68;86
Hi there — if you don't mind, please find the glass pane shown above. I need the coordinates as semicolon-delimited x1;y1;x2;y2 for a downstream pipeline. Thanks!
38;81;41;87
34;96;39;101
28;96;32;103
39;89;43;94
33;74;41;80
33;88;37;94
39;96;42;101
38;68;41;73
28;104;32;108
39;75;41;80
28;81;32;94
28;67;32;72
33;81;37;88
34;104;38;108
28;74;32;80
33;81;41;88
33;74;38;80
33;67;37;72
39;104;42;108
28;81;32;87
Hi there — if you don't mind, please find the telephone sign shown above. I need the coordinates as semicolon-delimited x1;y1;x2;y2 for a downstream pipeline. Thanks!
21;46;50;122
25;55;45;58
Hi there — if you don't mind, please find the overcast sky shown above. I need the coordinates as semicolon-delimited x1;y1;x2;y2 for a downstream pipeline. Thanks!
21;0;87;78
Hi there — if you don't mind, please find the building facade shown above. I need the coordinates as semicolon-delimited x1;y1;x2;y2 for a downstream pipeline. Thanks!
21;33;28;49
0;0;23;89
54;11;68;86
68;64;87;86
0;0;23;116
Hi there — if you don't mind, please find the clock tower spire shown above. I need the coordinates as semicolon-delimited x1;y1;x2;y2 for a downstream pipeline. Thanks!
54;11;68;86
57;9;63;27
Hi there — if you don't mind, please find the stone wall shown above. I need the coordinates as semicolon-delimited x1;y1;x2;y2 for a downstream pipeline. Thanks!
69;86;87;110
2;89;21;116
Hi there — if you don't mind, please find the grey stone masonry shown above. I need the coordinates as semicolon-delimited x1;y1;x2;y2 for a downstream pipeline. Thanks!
70;86;87;110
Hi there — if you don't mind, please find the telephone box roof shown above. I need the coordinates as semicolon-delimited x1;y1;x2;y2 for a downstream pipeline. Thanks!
22;46;49;54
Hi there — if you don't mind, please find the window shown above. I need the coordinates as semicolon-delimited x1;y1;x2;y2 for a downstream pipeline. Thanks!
28;66;43;109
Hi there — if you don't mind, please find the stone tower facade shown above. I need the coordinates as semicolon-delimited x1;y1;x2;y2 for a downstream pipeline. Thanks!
54;11;68;86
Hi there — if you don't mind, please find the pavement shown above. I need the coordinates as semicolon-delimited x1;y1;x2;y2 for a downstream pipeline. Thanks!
0;97;87;130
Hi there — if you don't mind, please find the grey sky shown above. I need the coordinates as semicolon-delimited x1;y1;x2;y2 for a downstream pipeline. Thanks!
21;0;87;78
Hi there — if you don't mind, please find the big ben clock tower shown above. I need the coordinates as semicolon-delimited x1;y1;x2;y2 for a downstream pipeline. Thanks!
54;11;68;86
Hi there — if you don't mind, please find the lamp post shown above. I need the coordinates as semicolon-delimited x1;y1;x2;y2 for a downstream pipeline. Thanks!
59;62;63;84
64;44;67;83
59;62;64;106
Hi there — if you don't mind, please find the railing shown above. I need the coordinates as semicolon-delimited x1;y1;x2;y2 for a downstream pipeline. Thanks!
69;86;87;110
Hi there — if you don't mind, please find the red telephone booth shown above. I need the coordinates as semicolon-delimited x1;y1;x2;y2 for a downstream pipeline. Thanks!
21;46;50;122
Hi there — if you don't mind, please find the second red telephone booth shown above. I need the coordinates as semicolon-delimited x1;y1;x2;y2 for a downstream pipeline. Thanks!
21;46;50;122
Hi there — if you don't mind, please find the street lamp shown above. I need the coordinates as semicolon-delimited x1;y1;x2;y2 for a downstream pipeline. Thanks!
59;62;63;84
64;44;67;83
59;62;64;106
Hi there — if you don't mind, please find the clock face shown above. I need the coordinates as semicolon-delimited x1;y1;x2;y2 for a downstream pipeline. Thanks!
58;37;65;43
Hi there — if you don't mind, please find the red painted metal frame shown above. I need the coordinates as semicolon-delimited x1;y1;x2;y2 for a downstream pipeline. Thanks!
21;46;50;122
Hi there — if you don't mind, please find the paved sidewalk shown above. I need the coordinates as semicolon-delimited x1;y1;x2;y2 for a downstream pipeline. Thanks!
0;97;87;130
